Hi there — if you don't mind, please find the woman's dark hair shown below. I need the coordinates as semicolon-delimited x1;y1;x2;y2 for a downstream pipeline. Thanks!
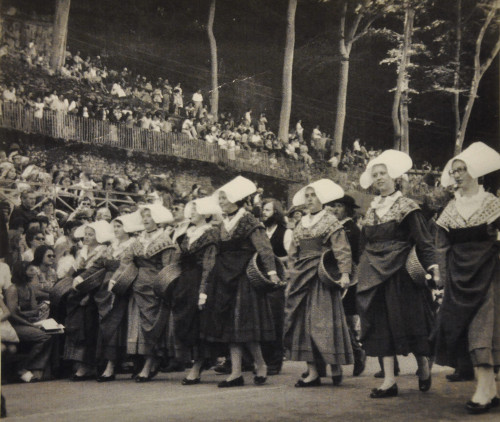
25;228;43;247
32;245;54;267
63;220;83;236
234;198;250;209
11;261;31;286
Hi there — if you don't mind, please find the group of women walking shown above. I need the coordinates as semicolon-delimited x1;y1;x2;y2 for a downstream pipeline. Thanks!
13;141;498;416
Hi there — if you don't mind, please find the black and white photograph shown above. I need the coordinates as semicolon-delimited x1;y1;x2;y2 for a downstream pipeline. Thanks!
0;0;499;420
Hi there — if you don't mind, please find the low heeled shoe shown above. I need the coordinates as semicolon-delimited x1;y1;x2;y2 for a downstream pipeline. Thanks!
254;376;267;386
218;376;244;388
418;374;432;392
370;384;398;399
295;377;321;388
181;377;201;385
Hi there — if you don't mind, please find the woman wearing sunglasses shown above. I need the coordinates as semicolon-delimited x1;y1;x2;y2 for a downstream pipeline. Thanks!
434;142;500;414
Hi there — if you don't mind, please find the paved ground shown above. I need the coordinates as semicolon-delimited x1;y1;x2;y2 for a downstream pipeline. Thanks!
2;356;499;421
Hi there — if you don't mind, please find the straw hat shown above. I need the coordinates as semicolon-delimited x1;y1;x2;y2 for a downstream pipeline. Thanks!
111;263;139;295
440;142;500;187
359;150;413;189
293;179;344;206
184;196;222;219
74;220;115;243
215;175;257;203
153;263;182;301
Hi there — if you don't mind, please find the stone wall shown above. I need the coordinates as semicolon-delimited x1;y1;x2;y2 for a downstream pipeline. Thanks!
1;128;291;202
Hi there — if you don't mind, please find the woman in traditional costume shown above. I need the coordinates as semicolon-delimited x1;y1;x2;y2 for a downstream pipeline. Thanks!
356;150;439;398
110;204;177;382
434;142;500;414
328;194;366;377
72;214;138;381
284;179;354;387
64;220;113;380
170;197;221;385
201;176;281;388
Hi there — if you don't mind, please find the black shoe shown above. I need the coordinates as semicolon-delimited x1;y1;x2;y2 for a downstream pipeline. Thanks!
491;397;500;408
370;384;398;398
254;376;267;385
373;370;384;379
446;373;474;382
353;351;366;377
418;373;432;392
135;375;151;383
218;376;244;388
214;361;231;375
295;377;321;388
301;371;309;379
70;373;94;381
162;360;185;373
332;375;343;386
181;377;201;385
96;374;115;383
465;400;492;415
267;368;281;376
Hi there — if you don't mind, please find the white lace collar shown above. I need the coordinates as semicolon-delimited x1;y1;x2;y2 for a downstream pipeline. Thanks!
454;186;489;221
186;223;211;247
301;208;327;229
222;208;247;233
370;191;402;219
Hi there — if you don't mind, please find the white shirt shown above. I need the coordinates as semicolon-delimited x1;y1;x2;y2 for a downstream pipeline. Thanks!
192;93;203;103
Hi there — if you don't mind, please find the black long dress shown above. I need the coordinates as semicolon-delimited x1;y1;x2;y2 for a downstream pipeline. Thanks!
201;210;276;344
357;193;436;357
171;225;218;358
434;190;500;367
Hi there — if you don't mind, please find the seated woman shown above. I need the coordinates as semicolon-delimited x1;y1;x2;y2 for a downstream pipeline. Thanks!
5;262;54;382
63;221;113;380
285;179;354;387
31;245;57;319
21;229;45;262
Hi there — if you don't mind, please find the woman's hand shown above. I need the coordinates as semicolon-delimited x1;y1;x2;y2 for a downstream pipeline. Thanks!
269;273;284;287
430;266;442;289
107;279;117;292
72;276;84;290
198;293;207;310
338;273;350;289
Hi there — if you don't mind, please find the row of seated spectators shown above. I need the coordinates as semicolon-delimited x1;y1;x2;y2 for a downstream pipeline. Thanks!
1;40;349;169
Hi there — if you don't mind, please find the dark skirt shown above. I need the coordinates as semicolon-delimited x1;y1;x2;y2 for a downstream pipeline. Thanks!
358;269;434;357
201;256;275;344
284;253;353;366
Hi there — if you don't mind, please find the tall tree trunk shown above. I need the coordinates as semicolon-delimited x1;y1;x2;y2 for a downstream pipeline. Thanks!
278;0;297;143
392;6;414;150
207;0;218;121
50;0;71;71
333;58;350;154
400;89;410;153
453;0;462;140
455;5;499;154
332;0;351;155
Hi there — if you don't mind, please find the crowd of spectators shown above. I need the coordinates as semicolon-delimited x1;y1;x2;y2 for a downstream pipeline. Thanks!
0;39;382;174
